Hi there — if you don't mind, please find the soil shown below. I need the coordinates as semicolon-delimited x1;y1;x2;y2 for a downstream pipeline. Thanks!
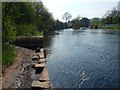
1;46;35;89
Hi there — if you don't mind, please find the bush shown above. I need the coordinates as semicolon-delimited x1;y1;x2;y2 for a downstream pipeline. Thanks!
16;24;42;36
16;24;33;36
2;44;16;67
2;16;16;43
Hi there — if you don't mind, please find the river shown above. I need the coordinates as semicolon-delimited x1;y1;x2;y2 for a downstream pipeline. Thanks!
44;28;120;88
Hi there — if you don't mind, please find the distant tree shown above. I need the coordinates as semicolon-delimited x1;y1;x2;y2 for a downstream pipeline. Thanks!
72;16;81;29
81;17;89;27
91;17;101;25
62;12;72;23
101;6;120;25
90;17;101;28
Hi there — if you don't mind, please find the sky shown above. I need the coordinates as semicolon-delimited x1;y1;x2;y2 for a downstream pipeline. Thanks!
41;0;119;21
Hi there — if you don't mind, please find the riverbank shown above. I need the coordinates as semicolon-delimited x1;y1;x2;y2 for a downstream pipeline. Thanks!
2;46;35;88
101;26;120;30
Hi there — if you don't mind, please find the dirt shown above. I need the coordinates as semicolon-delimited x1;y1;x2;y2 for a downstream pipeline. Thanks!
1;46;35;89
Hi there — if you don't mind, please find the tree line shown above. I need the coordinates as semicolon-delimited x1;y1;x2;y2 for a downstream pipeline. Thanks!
2;2;56;43
2;2;57;66
101;7;120;25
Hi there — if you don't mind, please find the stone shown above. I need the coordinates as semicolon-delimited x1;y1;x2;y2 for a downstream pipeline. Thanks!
34;63;46;68
39;68;50;81
31;81;51;89
39;49;45;59
38;59;46;63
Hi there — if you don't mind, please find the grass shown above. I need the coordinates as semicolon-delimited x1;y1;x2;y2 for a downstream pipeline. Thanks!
2;44;16;67
0;31;1;66
101;26;120;30
0;52;2;66
34;31;43;36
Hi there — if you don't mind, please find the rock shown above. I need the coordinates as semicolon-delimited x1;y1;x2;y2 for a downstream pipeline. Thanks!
34;63;46;68
31;81;51;89
39;68;50;81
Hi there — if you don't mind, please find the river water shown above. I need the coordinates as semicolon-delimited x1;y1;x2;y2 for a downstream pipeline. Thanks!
44;28;120;88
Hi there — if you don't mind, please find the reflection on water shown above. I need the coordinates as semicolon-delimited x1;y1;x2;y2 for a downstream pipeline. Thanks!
44;29;120;88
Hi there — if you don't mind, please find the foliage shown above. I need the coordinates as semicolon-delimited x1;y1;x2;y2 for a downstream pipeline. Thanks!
2;44;16;67
2;16;16;43
62;12;72;22
101;26;120;30
2;2;56;66
90;17;101;26
90;17;101;29
54;20;65;30
81;17;89;27
72;16;89;29
101;7;120;25
2;2;55;40
72;16;81;29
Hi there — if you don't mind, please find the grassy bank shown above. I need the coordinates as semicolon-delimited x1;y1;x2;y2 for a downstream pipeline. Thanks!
2;44;16;67
0;31;1;66
101;26;120;30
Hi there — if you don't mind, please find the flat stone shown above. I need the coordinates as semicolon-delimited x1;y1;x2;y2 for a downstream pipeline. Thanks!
39;68;50;81
35;63;46;68
31;81;51;89
35;48;45;59
33;53;40;58
40;48;44;52
38;59;46;63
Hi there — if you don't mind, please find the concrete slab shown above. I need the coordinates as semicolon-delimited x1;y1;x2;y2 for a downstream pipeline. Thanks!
38;59;46;63
31;81;51;89
39;68;50;81
35;63;46;68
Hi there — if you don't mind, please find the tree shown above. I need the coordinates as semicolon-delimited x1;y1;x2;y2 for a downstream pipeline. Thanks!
90;17;101;28
62;12;72;23
81;17;89;27
101;6;120;25
72;16;81;29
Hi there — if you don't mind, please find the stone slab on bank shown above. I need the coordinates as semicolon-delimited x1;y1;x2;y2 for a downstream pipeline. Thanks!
34;63;46;68
31;81;51;89
39;68;50;81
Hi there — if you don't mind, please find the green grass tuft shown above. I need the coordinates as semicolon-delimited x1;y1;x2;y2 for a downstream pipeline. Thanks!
2;44;16;67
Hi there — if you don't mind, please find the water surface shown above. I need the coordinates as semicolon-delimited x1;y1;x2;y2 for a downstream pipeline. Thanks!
44;29;120;88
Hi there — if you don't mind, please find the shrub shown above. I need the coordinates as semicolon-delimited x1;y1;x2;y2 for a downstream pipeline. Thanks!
2;44;16;67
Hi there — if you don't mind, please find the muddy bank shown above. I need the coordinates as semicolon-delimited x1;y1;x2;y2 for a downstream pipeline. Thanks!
2;46;35;88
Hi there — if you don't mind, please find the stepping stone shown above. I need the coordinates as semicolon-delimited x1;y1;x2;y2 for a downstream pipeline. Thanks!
33;53;40;58
35;63;46;68
31;81;51;89
39;68;50;81
40;49;45;59
38;59;46;63
40;48;44;52
32;55;39;60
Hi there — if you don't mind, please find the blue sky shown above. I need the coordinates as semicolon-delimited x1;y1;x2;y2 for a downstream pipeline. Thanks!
42;0;119;21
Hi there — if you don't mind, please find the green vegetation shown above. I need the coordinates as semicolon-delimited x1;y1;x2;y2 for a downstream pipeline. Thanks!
2;2;120;67
101;7;120;30
90;17;101;29
101;26;120;30
72;16;89;29
2;44;16;67
2;2;56;67
0;31;2;66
